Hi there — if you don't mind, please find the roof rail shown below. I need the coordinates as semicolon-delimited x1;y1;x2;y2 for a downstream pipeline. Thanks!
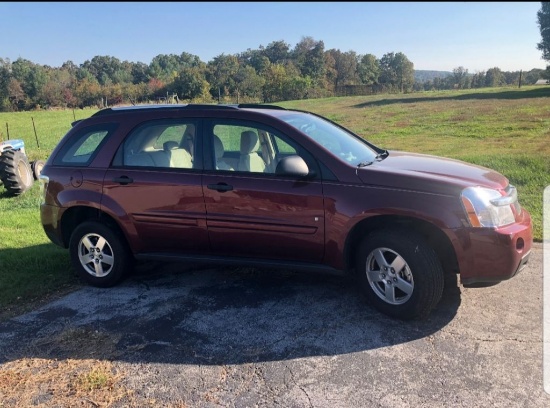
91;104;240;117
236;103;287;110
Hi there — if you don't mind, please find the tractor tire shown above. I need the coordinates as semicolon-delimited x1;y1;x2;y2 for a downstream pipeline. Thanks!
0;150;34;196
30;160;46;180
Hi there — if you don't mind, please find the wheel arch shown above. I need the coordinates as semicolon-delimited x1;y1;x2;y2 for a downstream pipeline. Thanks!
344;215;458;275
60;206;129;250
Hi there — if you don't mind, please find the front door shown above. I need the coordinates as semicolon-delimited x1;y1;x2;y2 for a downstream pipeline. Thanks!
202;120;325;263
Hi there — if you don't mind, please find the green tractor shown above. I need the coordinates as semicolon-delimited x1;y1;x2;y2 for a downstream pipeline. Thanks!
0;139;44;196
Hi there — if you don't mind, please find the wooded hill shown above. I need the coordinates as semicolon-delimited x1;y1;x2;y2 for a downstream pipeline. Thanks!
0;37;544;111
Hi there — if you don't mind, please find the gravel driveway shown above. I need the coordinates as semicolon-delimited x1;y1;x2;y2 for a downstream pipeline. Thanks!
0;245;547;407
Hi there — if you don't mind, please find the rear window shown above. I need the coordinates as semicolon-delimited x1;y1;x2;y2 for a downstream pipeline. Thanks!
53;124;117;166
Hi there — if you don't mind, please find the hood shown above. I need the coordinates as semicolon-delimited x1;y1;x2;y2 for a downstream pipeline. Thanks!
357;151;508;195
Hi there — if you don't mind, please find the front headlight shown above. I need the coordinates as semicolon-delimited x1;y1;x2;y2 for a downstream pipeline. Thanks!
460;185;518;228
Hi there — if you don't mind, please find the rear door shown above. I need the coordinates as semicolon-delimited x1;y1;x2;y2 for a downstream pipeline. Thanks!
202;119;325;262
101;118;209;254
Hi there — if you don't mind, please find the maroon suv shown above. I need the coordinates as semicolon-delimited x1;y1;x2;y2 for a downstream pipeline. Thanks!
39;104;532;319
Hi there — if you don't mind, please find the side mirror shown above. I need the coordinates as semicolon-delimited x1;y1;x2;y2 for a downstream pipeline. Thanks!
275;155;314;178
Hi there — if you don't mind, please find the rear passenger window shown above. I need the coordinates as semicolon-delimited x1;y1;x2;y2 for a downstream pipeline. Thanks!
53;124;116;166
118;120;197;169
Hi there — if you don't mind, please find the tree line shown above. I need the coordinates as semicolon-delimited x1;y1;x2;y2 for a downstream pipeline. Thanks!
0;36;544;112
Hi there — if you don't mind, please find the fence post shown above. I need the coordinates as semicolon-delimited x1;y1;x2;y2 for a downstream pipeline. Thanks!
31;117;40;149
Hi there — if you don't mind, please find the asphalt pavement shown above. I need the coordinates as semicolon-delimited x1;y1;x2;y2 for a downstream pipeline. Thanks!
0;245;548;407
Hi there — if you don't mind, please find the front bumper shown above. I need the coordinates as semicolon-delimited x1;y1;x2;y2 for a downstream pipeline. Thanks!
457;209;533;286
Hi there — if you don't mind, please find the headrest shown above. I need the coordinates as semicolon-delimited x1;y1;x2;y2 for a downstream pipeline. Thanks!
163;141;179;151
213;134;224;159
240;131;259;154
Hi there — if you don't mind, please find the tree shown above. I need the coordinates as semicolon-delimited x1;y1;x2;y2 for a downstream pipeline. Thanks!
262;64;287;102
262;40;290;64
537;2;550;61
171;67;207;100
207;54;239;99
239;48;271;74
39;68;74;107
0;59;10;110
234;65;265;100
11;58;48;105
524;68;545;84
148;52;203;83
131;62;149;84
470;71;486;88
452;66;469;89
7;78;26;110
357;54;380;85
379;52;414;92
503;70;521;86
485;67;504;87
81;56;127;85
292;37;326;83
326;49;359;88
74;78;102;108
61;60;78;74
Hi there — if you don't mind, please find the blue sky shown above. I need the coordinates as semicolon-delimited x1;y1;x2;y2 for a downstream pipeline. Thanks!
0;2;546;72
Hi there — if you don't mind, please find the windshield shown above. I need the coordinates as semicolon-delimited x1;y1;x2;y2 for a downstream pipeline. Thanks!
279;112;379;165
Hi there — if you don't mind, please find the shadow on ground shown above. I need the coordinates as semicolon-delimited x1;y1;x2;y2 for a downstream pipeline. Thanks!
353;87;550;108
0;261;461;365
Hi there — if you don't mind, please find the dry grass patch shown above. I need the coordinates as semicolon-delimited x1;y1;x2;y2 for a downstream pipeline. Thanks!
0;326;191;407
0;358;190;407
0;358;126;407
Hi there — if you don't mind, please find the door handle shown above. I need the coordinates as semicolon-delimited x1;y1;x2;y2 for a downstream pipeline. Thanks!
113;176;134;185
207;183;233;192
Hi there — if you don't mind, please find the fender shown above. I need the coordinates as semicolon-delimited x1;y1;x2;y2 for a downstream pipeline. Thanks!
322;182;467;269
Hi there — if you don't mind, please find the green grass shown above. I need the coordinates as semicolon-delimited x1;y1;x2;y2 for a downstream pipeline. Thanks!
0;108;98;313
0;108;98;162
0;184;76;313
1;86;549;311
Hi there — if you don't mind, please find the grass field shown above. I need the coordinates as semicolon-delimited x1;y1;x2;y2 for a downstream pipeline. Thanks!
0;86;549;313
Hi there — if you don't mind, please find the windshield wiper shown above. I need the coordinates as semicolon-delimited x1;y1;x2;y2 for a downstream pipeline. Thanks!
357;161;373;167
358;150;388;167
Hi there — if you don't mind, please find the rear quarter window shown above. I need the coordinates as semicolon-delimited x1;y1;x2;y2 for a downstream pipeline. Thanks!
53;123;117;166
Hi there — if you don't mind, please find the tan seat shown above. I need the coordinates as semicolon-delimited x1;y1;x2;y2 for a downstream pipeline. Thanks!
149;150;171;167
214;135;233;170
238;131;266;172
125;152;155;167
170;149;193;168
182;125;195;156
164;141;192;168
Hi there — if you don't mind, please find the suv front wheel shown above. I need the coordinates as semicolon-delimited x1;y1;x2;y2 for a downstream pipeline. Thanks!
69;221;131;287
355;229;444;320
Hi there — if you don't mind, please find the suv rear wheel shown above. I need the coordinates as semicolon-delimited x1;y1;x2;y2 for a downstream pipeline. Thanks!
355;229;444;320
69;221;131;287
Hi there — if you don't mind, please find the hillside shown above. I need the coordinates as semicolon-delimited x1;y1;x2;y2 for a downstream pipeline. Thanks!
414;70;452;82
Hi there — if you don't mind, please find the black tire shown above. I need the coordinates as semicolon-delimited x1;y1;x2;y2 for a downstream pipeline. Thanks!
355;229;444;320
0;150;34;196
30;159;45;180
69;221;132;287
